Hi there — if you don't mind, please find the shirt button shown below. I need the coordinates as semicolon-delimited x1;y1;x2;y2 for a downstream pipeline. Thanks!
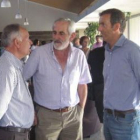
108;64;110;66
110;52;112;54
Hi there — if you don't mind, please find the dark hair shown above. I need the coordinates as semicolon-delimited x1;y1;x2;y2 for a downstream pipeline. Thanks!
99;8;126;33
1;24;22;47
80;36;89;45
95;35;102;39
41;40;46;45
73;37;79;43
33;39;39;45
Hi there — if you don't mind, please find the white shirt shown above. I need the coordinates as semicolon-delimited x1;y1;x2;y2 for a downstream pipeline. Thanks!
23;42;92;109
0;51;34;128
31;45;38;51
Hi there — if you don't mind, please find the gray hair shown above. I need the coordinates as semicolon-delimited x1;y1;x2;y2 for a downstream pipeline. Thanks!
53;18;76;34
1;24;23;47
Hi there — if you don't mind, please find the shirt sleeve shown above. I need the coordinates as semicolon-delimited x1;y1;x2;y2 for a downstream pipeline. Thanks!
23;50;39;81
0;68;16;119
79;53;92;84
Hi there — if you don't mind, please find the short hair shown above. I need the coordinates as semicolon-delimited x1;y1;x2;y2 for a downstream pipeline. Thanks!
73;37;79;43
53;18;76;34
33;39;39;45
80;36;90;45
1;24;23;47
96;35;101;39
99;8;126;33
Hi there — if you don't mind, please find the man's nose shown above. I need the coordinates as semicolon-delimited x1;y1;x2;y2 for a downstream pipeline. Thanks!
30;39;33;45
53;33;60;40
98;25;103;32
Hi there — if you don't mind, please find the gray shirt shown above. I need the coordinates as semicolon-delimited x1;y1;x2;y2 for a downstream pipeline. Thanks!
0;51;34;128
104;35;140;110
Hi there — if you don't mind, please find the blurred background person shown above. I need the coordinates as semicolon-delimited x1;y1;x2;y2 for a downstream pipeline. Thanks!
73;37;82;48
88;41;106;124
31;39;40;51
80;36;90;59
91;35;103;50
41;40;46;45
80;35;104;139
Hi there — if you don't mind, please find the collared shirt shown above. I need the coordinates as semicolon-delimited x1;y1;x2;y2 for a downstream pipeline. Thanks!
92;42;103;50
0;51;34;128
103;35;140;110
31;45;38;51
23;42;92;109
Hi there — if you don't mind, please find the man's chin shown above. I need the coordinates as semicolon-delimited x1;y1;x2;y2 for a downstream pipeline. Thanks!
54;45;68;50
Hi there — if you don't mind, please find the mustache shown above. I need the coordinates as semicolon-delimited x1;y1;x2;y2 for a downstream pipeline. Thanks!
54;40;62;43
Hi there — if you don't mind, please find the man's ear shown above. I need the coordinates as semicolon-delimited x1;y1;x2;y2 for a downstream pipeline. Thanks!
70;32;76;42
14;38;21;48
113;23;120;31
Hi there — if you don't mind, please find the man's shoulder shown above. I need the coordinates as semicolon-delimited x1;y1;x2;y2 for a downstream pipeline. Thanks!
0;56;16;75
37;43;51;51
124;38;140;51
31;43;51;56
72;46;84;55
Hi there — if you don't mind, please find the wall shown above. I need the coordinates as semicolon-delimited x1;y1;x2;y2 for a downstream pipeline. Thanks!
129;14;140;46
29;31;52;43
0;0;77;32
78;29;85;38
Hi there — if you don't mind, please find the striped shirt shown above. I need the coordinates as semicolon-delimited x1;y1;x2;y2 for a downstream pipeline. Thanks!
23;42;92;109
103;35;140;110
0;51;34;128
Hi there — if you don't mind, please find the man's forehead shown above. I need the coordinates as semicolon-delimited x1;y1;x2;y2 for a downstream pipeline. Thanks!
53;22;68;32
20;27;29;37
100;14;110;20
99;14;111;22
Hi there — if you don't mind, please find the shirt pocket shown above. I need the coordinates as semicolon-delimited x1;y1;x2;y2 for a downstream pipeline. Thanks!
69;67;80;84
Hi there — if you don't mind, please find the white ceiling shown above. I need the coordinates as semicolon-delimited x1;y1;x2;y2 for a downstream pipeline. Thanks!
76;0;140;29
0;0;139;31
0;0;108;31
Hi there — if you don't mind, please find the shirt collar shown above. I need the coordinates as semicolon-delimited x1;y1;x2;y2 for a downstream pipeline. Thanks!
105;34;126;51
4;51;23;70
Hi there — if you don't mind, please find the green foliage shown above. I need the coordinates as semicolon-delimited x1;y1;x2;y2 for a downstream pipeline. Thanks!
84;22;99;46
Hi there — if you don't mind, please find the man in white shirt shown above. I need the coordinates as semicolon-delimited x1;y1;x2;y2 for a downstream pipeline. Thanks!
0;24;34;140
23;18;92;140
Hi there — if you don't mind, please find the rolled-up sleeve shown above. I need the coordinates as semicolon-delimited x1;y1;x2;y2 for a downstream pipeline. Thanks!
79;54;92;84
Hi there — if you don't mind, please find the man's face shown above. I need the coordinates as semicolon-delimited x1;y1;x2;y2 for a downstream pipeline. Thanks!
74;39;80;46
18;28;32;58
81;38;89;48
98;14;114;43
96;37;101;43
52;21;72;50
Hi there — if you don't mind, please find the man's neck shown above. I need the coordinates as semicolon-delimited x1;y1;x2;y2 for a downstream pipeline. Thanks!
109;34;122;49
5;46;21;60
53;46;70;72
53;45;70;55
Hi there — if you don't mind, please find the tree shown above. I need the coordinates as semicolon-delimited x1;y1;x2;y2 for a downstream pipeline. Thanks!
84;22;99;46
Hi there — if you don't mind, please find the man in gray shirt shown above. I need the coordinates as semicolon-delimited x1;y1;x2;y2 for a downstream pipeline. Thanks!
0;24;34;140
98;8;140;140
